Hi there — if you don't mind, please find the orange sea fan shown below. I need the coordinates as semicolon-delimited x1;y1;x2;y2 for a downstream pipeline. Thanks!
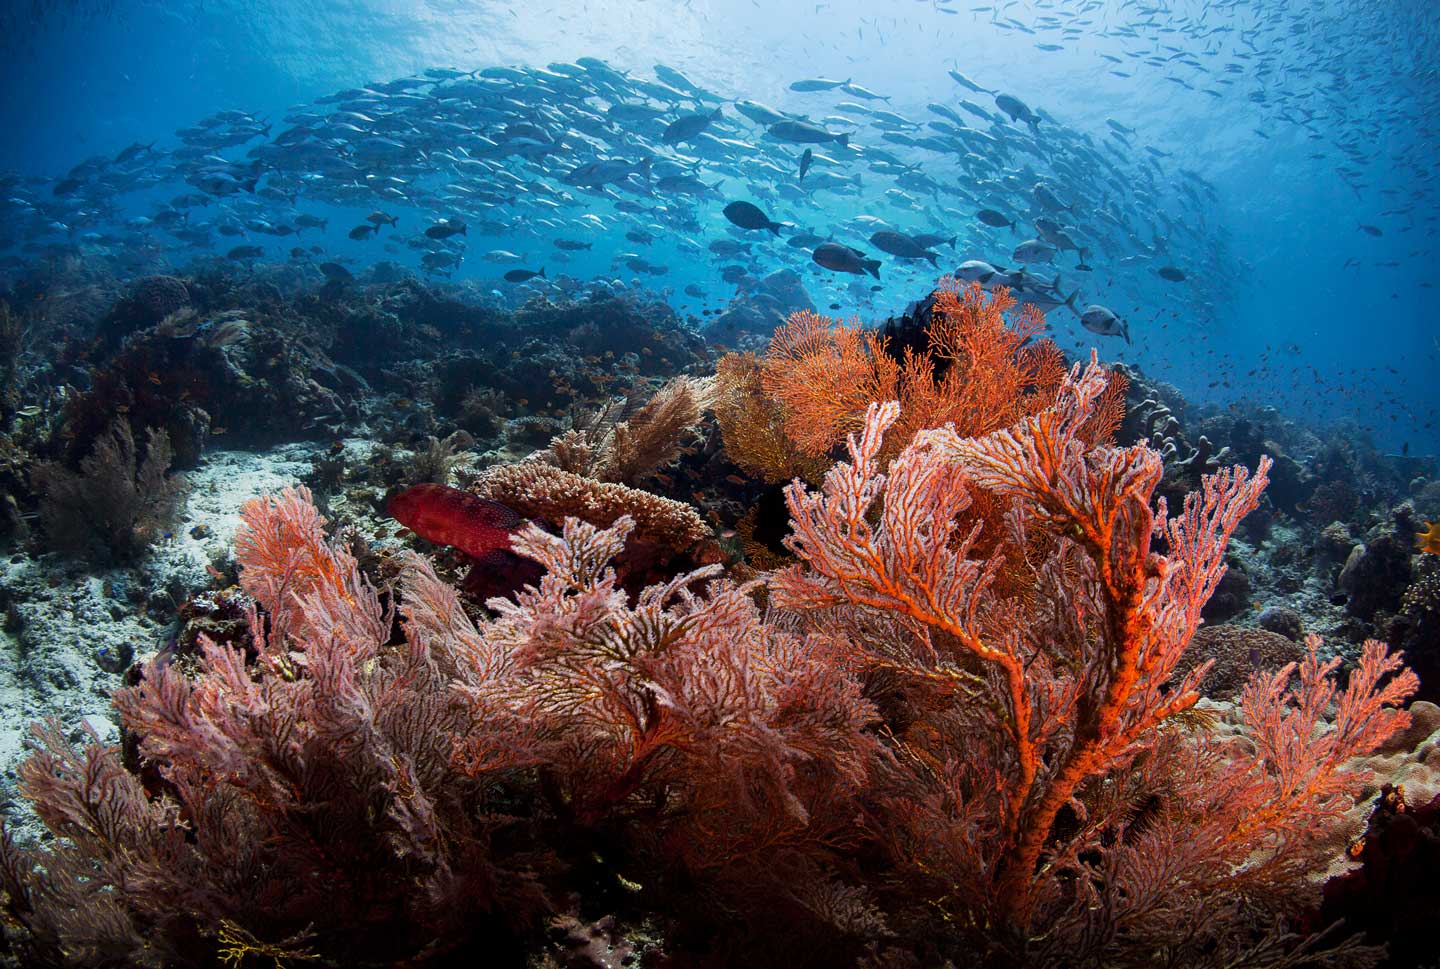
756;280;1093;468
760;309;899;457
887;278;1067;449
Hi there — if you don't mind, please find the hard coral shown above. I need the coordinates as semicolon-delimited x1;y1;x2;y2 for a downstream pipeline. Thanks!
1182;625;1306;700
471;461;714;587
96;274;191;347
1320;783;1440;969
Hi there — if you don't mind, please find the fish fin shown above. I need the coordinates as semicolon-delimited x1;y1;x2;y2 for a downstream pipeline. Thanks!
1123;322;1132;345
1065;290;1081;318
459;225;467;235
947;236;957;249
835;133;850;147
767;222;782;236
539;267;547;278
864;260;881;280
925;253;939;267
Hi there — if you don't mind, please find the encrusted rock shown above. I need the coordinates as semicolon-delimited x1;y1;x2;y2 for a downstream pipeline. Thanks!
1338;533;1413;621
1256;604;1305;641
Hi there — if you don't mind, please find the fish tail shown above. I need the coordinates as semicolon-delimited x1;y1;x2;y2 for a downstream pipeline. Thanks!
835;133;850;147
864;260;881;280
539;267;547;278
767;221;781;236
925;253;939;267
459;225;467;235
1065;290;1081;318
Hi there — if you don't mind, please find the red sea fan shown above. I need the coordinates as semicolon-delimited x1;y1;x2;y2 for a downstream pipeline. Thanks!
771;356;1416;965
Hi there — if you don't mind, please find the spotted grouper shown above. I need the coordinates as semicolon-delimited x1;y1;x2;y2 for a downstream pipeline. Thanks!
387;483;541;598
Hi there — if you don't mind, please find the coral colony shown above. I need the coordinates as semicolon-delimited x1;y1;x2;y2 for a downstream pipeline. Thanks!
0;273;1434;968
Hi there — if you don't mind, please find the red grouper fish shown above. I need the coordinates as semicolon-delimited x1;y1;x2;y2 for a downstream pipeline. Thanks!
386;483;543;599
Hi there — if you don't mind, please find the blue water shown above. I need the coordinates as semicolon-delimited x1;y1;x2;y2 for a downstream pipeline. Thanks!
1;0;1434;451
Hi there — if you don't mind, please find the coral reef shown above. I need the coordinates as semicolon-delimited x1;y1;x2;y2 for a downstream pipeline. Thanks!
0;269;1437;967
1179;625;1306;699
0;342;1422;969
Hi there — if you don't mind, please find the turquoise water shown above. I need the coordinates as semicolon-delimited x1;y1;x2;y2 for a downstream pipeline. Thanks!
1;0;1434;449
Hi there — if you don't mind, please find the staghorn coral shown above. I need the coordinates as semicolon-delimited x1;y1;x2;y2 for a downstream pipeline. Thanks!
31;418;186;562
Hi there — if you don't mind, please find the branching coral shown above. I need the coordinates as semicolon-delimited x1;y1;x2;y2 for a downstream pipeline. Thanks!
711;351;830;484
0;488;876;966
